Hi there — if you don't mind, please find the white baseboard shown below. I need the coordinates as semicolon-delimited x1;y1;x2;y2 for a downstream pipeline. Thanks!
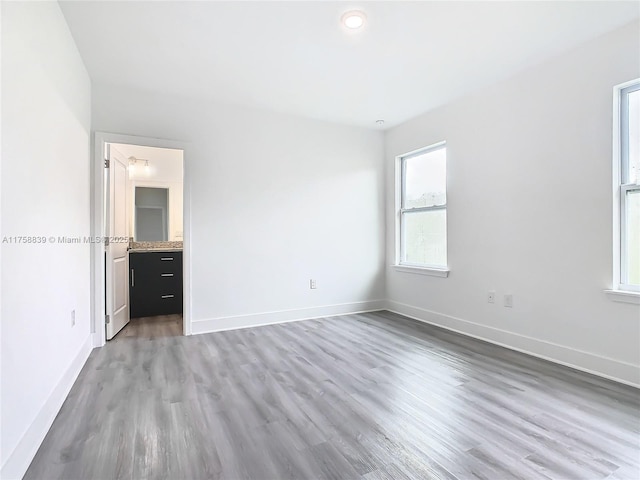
386;300;640;388
1;335;94;480
191;299;387;335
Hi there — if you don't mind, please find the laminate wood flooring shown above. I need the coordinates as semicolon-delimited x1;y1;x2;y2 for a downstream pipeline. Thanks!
113;314;183;341
24;311;640;480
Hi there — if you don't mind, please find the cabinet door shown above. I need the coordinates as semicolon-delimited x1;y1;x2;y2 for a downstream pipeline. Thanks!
129;253;155;318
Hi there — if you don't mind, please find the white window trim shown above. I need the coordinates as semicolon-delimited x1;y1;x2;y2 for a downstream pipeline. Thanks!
391;264;450;277
604;289;640;305
394;141;448;275
607;79;640;301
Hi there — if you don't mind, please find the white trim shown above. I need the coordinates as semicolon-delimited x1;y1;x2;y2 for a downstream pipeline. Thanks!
604;289;640;305
0;336;94;480
191;300;387;335
92;132;192;347
394;155;402;264
391;265;449;277
386;300;640;388
612;79;640;293
398;141;447;160
619;184;640;292
612;82;622;291
396;141;448;269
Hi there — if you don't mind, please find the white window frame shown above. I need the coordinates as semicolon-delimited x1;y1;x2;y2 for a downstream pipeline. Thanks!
607;80;640;304
394;142;449;277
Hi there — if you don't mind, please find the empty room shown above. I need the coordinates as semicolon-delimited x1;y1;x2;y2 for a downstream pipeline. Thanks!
2;1;639;479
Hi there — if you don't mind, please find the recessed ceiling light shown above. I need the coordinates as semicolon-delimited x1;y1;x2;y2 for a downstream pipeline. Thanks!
341;10;366;30
376;120;385;126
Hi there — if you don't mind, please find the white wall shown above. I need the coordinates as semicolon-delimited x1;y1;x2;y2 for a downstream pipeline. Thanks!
385;21;640;386
93;86;386;331
1;2;93;478
111;143;183;241
111;143;184;242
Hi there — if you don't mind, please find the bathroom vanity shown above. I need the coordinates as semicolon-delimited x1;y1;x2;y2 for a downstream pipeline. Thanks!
129;248;183;318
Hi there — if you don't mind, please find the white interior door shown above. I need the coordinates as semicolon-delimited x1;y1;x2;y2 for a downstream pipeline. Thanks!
105;145;130;339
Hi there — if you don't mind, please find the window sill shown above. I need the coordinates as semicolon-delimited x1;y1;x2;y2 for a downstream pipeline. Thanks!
604;290;640;305
392;265;450;277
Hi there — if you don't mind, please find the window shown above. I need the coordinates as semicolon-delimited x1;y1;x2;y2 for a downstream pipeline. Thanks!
398;143;447;271
616;81;640;293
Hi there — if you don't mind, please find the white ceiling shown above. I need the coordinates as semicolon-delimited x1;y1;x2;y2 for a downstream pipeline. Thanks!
59;1;639;129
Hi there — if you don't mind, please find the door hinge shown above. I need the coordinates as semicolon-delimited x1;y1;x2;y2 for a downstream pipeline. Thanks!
104;158;110;168
105;314;110;324
104;237;110;247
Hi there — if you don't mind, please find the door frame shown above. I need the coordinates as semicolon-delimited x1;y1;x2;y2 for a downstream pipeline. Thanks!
92;132;192;346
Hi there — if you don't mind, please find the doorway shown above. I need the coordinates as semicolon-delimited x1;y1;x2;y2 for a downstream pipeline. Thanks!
92;133;190;347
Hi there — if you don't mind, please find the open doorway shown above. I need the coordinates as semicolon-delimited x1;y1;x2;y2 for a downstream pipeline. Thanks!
92;133;190;347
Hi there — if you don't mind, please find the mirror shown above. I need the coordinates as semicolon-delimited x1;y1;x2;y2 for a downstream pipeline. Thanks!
135;187;168;241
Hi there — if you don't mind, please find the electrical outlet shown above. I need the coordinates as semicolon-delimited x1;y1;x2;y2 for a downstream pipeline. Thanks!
310;279;317;289
504;294;513;308
71;309;76;327
487;291;496;304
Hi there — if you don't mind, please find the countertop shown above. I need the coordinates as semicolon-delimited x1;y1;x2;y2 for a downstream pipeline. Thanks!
128;248;183;253
128;241;183;253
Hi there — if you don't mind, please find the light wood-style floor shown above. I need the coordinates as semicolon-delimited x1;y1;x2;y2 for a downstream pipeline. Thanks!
113;314;183;341
25;311;640;480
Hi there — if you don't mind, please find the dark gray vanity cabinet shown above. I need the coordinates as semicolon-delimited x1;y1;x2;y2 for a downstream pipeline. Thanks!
129;251;183;318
